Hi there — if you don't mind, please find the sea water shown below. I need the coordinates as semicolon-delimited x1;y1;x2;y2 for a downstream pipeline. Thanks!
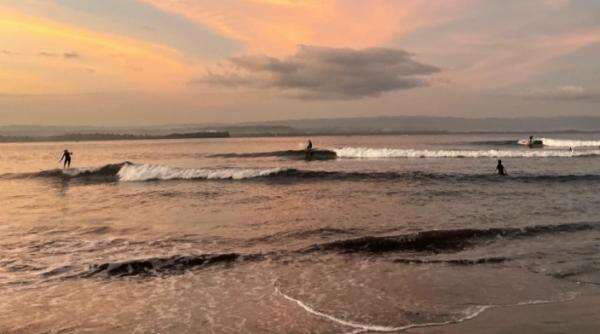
1;134;600;333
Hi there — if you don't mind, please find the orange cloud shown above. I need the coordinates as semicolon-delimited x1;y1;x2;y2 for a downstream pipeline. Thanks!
141;0;469;55
0;7;191;94
450;29;600;89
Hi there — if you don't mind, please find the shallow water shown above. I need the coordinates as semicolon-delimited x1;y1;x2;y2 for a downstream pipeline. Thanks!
2;134;600;333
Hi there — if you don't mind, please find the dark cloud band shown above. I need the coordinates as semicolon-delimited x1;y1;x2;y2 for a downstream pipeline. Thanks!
193;45;440;99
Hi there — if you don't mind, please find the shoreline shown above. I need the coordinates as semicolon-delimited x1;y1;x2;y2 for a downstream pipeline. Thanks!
406;291;600;334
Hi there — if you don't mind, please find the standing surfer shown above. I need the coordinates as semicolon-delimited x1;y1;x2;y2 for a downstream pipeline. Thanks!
59;149;73;168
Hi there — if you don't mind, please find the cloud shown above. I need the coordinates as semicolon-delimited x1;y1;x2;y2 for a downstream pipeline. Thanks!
63;52;80;59
521;85;600;101
39;51;81;59
141;0;469;55
0;8;191;94
38;51;57;57
193;45;440;99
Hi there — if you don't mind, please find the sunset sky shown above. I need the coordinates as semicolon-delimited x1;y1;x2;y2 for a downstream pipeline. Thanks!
1;0;600;125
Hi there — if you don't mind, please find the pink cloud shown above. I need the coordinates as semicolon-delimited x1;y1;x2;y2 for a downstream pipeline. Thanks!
140;0;470;55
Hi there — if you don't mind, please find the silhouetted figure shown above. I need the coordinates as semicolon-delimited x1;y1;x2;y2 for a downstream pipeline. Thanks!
529;136;534;144
59;149;73;168
496;159;506;175
569;147;573;152
305;140;313;160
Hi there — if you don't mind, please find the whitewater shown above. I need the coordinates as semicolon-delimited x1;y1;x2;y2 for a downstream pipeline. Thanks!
541;138;600;147
117;163;291;181
333;147;600;158
516;137;600;148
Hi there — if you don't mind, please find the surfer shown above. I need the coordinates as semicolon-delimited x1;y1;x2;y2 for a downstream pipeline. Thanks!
305;140;313;160
59;149;73;168
496;159;506;176
527;136;543;148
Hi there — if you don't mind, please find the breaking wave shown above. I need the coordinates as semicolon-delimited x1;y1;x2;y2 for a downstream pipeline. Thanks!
117;163;292;181
539;138;600;148
209;146;600;159
515;138;600;148
0;162;294;182
333;147;600;158
5;162;600;183
7;162;130;180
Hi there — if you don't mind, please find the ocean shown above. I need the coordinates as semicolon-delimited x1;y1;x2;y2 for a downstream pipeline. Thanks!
1;134;600;333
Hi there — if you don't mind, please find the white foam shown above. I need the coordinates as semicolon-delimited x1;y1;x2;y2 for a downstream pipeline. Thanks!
333;147;599;159
61;167;94;176
517;138;600;147
275;287;491;333
117;164;288;181
276;286;580;333
539;138;600;148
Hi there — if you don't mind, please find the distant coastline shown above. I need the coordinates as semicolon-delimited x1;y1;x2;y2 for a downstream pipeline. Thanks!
0;131;230;143
1;129;600;143
4;115;600;143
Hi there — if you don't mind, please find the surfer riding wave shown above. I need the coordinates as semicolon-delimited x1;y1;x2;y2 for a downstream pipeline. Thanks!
59;149;73;168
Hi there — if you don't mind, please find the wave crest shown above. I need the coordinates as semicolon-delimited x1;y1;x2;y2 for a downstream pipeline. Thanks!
117;164;293;181
333;147;599;158
303;222;597;254
540;138;600;148
1;162;131;180
80;253;264;278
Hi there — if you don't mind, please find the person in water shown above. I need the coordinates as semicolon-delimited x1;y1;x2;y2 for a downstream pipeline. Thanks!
496;159;506;175
305;140;313;160
59;149;73;168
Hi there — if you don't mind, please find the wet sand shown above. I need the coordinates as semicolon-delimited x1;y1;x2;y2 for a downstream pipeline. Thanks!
408;291;600;334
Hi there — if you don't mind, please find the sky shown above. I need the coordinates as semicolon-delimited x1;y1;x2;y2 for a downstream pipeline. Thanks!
1;0;600;125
